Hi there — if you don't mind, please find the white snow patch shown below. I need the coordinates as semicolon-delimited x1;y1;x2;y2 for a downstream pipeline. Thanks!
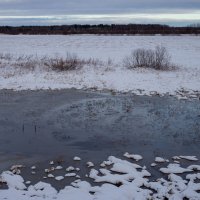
123;152;143;161
47;174;54;178
65;173;76;177
160;163;193;174
155;157;166;163
49;161;54;165
73;157;81;161
179;156;198;161
55;166;63;170
55;176;64;181
187;165;200;171
0;171;26;190
87;162;95;168
66;166;75;172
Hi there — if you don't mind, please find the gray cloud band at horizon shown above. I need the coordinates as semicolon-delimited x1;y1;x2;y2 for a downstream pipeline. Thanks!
0;0;199;26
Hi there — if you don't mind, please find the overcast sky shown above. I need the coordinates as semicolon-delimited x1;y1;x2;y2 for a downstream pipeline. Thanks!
0;0;199;26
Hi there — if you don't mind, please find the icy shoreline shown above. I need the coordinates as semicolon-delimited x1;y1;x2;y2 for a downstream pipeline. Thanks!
1;154;200;199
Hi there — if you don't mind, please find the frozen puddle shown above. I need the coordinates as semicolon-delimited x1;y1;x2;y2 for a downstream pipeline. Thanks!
0;89;200;199
0;154;200;200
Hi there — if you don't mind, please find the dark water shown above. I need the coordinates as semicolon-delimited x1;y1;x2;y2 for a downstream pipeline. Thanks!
0;89;199;189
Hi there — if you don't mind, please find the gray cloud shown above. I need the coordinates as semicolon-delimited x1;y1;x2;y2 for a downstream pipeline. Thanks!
0;0;200;25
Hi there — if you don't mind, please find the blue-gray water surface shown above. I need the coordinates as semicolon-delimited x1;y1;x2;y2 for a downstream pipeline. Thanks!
0;89;199;189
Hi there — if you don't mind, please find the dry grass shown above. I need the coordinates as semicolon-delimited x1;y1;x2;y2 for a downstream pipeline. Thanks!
0;52;108;73
0;48;178;74
44;53;84;71
0;53;13;60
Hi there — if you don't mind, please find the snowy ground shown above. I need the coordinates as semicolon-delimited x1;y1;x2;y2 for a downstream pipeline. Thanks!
1;154;200;199
0;35;200;98
0;35;200;199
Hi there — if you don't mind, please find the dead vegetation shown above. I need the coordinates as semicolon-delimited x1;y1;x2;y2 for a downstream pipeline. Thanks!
123;45;177;71
0;47;178;73
44;53;84;71
0;52;113;73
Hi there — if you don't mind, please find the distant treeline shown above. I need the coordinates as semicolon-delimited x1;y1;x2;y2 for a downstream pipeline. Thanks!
0;24;200;35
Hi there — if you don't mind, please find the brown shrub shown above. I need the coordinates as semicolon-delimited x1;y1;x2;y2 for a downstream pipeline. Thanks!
124;45;176;71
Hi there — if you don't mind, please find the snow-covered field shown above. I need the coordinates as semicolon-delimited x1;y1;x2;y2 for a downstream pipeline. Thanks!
0;35;200;98
1;154;200;199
